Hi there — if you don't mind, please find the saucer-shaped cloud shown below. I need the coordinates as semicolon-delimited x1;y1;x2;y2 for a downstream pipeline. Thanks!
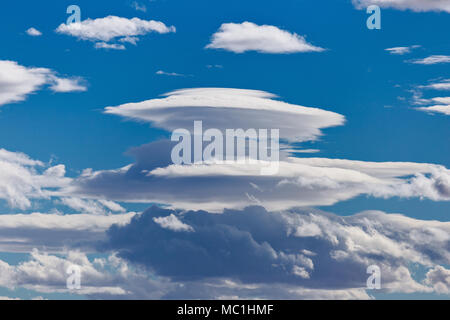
206;22;324;53
104;88;344;143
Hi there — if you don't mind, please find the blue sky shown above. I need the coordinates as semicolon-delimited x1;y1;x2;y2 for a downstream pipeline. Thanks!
0;0;448;300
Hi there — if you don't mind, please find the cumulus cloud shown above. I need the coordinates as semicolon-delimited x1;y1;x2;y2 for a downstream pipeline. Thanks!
423;79;450;91
104;88;344;143
206;22;324;54
26;27;42;36
56;16;175;50
101;205;450;297
352;0;450;13
0;60;86;106
409;55;450;65
385;45;420;55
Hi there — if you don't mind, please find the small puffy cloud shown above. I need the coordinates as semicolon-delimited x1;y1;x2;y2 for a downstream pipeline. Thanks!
56;16;175;50
0;60;86;106
409;55;450;65
352;0;450;13
153;214;194;232
385;45;420;55
26;27;42;36
131;1;147;12
48;76;87;92
206;22;324;54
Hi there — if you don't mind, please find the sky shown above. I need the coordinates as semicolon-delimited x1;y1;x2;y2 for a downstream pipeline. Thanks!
0;0;449;300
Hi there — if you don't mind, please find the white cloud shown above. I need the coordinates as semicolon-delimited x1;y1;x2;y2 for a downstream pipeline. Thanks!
0;60;87;106
26;27;42;37
206;22;324;54
352;0;450;13
131;1;147;12
94;42;126;50
56;16;175;50
409;55;450;65
0;212;135;253
48;76;87;92
416;105;450;115
104;88;345;143
423;79;450;91
153;214;194;232
424;266;450;294
385;45;420;55
0;149;70;209
71;138;450;212
155;70;184;77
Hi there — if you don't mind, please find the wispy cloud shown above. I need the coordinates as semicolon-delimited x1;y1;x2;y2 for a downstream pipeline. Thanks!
353;0;450;13
408;55;450;65
385;45;420;55
56;16;175;50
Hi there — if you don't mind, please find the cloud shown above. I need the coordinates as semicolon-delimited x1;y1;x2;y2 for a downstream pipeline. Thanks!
155;70;185;77
423;79;450;91
56;16;175;50
352;0;450;13
0;148;70;209
26;28;42;37
104;88;345;143
131;1;147;12
416;105;450;115
48;76;87;92
70;139;450;212
409;55;450;65
424;266;450;294
206;22;324;54
385;45;420;55
0;60;87;106
94;42;126;50
0;212;135;253
153;214;194;232
101;205;450;297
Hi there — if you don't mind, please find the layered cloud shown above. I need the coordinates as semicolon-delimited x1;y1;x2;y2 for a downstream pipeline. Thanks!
26;27;42;37
352;0;450;13
206;22;324;54
385;45;420;55
0;60;86;107
68;139;450;212
56;16;175;50
104;88;344;143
